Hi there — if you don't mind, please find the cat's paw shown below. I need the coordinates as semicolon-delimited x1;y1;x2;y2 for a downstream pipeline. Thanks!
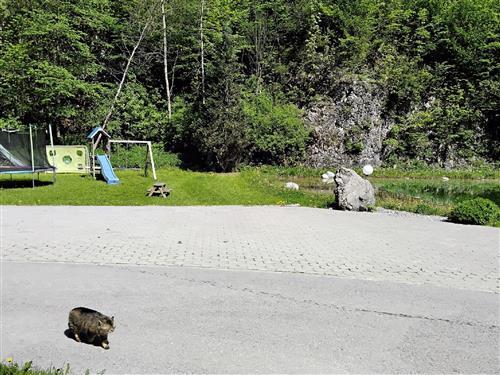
102;342;110;350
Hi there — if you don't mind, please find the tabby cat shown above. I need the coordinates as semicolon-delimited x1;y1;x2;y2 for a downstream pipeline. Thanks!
68;307;115;349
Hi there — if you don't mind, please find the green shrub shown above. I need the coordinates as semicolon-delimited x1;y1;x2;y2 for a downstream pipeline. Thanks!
448;198;500;226
0;117;23;130
109;144;181;169
242;91;309;165
104;83;169;142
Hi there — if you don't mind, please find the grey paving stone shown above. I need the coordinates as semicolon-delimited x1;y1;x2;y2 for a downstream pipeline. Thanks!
1;205;499;292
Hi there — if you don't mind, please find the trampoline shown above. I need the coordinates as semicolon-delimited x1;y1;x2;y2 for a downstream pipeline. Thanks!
0;126;56;185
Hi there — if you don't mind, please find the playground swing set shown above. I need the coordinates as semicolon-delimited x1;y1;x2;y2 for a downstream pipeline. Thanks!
87;127;157;184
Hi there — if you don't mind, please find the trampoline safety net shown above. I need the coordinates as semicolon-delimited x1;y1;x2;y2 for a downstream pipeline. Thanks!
0;128;55;173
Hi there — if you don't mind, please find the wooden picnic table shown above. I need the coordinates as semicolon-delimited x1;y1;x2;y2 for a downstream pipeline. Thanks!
147;182;171;198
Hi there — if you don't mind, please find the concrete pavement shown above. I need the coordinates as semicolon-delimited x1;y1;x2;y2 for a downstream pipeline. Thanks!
2;262;499;374
1;205;499;373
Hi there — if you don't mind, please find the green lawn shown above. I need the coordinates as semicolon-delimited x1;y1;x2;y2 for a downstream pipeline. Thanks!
1;167;498;223
0;168;330;207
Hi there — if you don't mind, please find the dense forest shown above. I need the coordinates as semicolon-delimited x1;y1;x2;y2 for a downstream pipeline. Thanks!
0;0;498;170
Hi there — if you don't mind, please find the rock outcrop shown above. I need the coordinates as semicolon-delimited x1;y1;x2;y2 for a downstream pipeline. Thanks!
305;80;393;168
334;167;375;211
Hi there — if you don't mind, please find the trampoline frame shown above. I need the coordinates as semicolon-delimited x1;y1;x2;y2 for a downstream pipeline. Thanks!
0;125;56;187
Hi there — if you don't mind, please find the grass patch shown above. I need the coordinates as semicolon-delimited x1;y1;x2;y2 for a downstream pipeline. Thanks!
1;360;70;375
1;166;498;226
249;167;500;220
0;168;330;207
371;177;500;217
252;164;500;180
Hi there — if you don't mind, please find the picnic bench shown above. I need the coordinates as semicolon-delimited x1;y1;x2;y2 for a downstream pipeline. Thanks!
147;182;171;198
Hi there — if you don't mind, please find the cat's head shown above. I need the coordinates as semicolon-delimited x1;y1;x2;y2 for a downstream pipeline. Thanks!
98;316;115;333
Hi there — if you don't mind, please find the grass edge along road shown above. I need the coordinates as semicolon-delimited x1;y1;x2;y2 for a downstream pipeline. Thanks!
0;166;498;224
1;360;70;375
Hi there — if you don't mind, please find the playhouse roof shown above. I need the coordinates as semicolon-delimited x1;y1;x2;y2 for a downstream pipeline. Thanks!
87;127;110;140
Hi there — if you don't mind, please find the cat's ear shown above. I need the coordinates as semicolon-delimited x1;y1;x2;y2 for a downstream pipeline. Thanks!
97;320;103;327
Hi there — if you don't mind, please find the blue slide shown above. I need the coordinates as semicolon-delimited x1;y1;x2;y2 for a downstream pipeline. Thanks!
96;154;120;185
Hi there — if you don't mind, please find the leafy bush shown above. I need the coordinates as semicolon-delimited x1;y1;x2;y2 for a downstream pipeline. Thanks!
0;117;23;130
109;144;181;169
242;91;310;166
448;198;500;226
104;83;169;142
168;91;310;171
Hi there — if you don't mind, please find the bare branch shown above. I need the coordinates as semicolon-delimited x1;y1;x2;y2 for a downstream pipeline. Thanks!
102;19;151;130
95;8;153;152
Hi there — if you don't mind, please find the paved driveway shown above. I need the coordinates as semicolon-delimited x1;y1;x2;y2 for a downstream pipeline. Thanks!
2;206;498;291
1;206;499;373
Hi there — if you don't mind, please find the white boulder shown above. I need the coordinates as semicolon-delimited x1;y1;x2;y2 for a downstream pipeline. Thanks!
284;182;299;190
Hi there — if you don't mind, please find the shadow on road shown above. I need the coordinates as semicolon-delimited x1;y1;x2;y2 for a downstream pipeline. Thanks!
63;329;104;349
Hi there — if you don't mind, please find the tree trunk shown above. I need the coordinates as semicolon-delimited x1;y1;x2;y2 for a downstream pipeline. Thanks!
161;0;172;120
199;0;206;104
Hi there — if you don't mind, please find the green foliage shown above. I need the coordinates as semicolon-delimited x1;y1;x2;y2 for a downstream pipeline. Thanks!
169;90;309;170
196;100;249;172
105;83;169;142
0;117;23;130
110;144;181;169
242;91;309;165
448;198;500;226
1;361;70;375
0;0;498;168
0;0;115;134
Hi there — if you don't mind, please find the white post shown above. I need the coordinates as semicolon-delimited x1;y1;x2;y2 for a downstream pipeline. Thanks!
161;0;172;119
92;139;96;179
48;124;56;183
148;141;157;180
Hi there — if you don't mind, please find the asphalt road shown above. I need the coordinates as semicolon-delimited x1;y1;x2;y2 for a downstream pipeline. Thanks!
1;206;499;373
2;262;499;374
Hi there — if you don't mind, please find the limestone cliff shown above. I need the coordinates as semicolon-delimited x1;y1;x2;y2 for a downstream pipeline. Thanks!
305;80;393;167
